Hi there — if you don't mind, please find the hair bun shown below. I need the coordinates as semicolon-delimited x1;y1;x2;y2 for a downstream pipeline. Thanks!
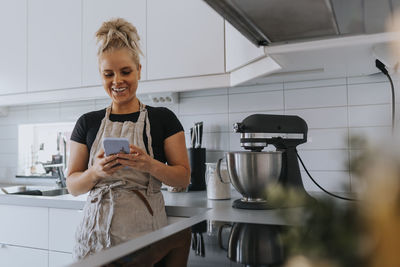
96;18;143;65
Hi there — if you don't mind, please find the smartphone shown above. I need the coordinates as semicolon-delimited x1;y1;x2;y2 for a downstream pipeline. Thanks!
103;137;130;157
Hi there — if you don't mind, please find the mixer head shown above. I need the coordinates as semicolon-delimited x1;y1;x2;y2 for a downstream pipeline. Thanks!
234;114;308;151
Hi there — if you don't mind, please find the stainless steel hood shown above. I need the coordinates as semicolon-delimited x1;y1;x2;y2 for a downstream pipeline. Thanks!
204;0;399;46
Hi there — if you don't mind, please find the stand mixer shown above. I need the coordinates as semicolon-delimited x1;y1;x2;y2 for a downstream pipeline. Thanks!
225;114;313;209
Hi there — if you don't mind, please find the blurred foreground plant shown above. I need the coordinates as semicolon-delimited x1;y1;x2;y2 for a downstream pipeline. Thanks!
267;136;400;267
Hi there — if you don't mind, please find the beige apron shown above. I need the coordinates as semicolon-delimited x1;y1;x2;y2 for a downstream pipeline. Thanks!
73;103;168;260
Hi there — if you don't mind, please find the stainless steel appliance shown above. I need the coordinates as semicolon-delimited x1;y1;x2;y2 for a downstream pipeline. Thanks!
203;0;394;46
105;219;290;267
219;222;284;266
227;114;312;209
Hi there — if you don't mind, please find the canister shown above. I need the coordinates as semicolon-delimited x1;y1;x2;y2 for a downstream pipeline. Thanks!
205;162;231;200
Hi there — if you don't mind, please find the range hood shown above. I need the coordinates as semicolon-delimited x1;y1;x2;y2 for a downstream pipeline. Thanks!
204;0;398;46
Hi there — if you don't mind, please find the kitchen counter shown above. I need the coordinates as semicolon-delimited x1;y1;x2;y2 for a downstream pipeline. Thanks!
0;189;306;267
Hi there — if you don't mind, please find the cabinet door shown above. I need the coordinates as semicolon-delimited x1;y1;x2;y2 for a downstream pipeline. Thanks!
82;0;147;86
28;0;81;92
225;22;265;72
0;205;48;249
0;244;48;267
49;251;73;267
49;208;83;253
147;0;225;80
0;0;27;95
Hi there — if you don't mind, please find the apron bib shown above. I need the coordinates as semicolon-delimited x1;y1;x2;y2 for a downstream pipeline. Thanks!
73;103;168;260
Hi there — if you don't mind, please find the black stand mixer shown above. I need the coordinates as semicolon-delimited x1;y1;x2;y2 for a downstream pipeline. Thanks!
227;114;313;209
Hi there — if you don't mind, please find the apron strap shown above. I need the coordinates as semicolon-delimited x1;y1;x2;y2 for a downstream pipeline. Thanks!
137;103;157;196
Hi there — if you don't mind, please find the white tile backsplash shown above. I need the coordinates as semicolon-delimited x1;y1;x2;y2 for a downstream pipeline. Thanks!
301;128;348;150
229;83;282;94
179;95;228;115
348;104;391;127
284;78;346;90
0;125;18;139
285;85;347;109
0;106;28;125
180;87;228;98
228;133;241;151
0;154;18;168
0;74;395;193
347;74;389;84
0;167;16;183
201;132;229;151
60;100;96;122
0;139;18;154
349;126;392;148
285;107;348;129
180;113;229;133
205;151;225;163
94;98;111;110
301;171;351;192
28;103;60;123
348;82;391;106
298;150;349;171
228;90;284;113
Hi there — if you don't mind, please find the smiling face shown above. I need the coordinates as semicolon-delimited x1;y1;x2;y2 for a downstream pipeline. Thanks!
99;48;142;113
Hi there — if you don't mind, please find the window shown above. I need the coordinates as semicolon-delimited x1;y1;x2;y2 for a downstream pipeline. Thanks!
17;122;75;176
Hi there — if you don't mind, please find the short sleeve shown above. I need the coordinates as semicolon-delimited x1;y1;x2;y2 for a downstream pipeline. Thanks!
70;114;87;145
160;108;184;139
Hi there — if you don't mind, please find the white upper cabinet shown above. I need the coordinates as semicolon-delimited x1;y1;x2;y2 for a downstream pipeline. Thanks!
147;0;225;80
225;22;265;72
82;0;147;86
0;0;27;95
28;0;82;92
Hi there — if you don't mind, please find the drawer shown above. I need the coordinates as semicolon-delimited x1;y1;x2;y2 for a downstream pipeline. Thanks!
0;243;48;267
0;205;48;249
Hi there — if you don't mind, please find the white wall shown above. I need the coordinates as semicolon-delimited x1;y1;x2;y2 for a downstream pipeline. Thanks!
0;73;397;193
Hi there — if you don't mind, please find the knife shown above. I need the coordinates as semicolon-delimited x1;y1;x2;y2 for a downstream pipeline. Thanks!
190;127;194;148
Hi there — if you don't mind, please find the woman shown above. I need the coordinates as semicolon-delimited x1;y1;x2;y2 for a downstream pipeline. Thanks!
67;18;190;260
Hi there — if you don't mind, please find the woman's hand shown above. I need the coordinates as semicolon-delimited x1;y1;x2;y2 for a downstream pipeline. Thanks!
116;145;155;173
90;149;124;182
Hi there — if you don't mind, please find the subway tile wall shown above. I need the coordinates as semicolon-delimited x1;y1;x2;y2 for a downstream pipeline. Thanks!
0;73;398;193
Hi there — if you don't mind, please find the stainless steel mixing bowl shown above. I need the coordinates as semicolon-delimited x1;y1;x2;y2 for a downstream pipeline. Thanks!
226;151;283;201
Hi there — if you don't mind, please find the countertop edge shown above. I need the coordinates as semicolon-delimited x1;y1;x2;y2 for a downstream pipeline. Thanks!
0;190;322;267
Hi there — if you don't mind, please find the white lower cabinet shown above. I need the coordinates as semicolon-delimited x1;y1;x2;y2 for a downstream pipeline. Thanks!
0;205;48;249
49;208;84;253
0;205;84;267
49;251;74;267
0;244;48;267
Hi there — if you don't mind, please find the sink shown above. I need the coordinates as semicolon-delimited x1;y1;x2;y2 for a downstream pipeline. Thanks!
41;188;69;196
0;185;69;196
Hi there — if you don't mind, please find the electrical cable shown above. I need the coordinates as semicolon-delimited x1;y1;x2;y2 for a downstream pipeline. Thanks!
375;59;396;132
296;152;357;201
298;60;396;201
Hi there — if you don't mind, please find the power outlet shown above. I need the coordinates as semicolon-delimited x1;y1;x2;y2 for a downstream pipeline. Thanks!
148;92;179;105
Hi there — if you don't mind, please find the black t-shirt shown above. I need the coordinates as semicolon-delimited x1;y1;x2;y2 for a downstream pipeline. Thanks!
70;106;184;163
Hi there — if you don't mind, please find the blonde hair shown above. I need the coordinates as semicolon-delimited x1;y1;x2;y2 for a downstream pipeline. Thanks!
96;18;143;66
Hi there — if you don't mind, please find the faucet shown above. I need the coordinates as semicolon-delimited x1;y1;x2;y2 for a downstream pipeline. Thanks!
44;163;66;188
57;132;68;172
55;164;66;188
55;132;68;188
